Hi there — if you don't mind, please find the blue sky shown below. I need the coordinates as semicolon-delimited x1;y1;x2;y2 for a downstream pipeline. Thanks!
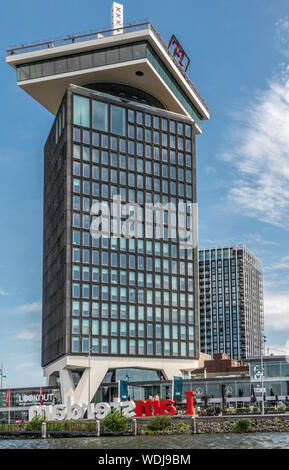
1;0;289;387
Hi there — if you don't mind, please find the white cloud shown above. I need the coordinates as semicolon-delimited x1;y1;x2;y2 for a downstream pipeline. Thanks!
244;233;277;246
222;62;289;228
18;302;42;313
205;166;217;175
14;361;38;370
265;294;289;330
16;331;40;341
276;18;289;57
0;289;9;296
15;323;41;342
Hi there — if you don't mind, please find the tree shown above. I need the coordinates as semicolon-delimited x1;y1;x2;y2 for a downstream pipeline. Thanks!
201;394;211;407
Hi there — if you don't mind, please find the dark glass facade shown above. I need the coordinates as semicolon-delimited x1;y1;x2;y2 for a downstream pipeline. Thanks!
42;84;199;367
199;246;264;360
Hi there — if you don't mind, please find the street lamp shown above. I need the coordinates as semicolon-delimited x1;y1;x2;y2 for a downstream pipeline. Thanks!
261;335;266;416
88;335;92;405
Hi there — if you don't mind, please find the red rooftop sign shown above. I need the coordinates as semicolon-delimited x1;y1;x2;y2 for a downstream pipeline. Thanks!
168;35;190;72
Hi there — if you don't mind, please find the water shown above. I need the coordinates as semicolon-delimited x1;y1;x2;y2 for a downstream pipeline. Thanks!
0;433;289;449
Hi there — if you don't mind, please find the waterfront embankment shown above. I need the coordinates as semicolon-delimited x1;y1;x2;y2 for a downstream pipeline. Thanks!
2;414;289;439
195;414;289;433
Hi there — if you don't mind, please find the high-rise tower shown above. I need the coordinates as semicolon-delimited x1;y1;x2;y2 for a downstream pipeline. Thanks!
7;5;209;403
198;245;264;360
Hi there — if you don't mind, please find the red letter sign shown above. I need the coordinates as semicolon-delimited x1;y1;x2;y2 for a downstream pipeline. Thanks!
136;400;155;417
159;400;177;416
185;391;195;415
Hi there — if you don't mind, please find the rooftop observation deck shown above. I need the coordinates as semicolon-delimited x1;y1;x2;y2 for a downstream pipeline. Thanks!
6;20;209;117
6;20;210;134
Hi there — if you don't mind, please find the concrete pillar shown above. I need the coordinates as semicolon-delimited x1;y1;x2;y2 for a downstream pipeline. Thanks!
73;364;108;404
191;416;197;434
41;422;47;439
59;369;75;403
161;368;183;381
47;374;58;387
132;419;137;436
95;420;100;437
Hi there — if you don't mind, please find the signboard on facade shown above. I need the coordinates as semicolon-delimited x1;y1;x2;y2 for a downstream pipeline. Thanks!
173;377;183;398
253;365;264;381
18;392;54;406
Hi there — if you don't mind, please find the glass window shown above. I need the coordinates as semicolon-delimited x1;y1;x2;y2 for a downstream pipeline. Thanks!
181;342;187;357
92;338;99;353
147;341;153;355
138;340;145;355
102;338;108;354
173;342;178;356
72;319;80;334
111;339;118;354
111;105;126;136
92;320;99;335
72;301;80;316
111;321;118;336
138;323;145;338
73;265;80;280
92;100;108;131
189;342;195;357
82;337;89;353
73;95;90;127
82;302;89;317
82;319;89;335
129;340;136;355
73;144;81;159
164;342;170;356
121;339;127;354
73;283;80;298
102;320;109;336
147;323;153;338
72;336;80;353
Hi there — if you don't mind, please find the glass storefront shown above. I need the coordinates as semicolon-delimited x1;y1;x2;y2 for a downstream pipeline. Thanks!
249;358;289;400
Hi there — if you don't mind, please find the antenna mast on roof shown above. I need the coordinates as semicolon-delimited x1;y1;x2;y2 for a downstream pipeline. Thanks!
111;2;124;35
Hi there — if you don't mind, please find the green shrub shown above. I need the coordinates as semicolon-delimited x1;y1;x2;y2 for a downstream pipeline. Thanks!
24;416;46;432
176;420;190;430
102;409;132;433
147;415;172;431
232;418;252;433
142;429;154;435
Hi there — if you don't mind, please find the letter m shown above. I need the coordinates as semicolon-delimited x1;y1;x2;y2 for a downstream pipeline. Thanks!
29;405;51;421
135;400;155;417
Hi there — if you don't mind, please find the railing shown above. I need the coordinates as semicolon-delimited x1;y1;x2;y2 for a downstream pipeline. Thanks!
6;20;209;113
0;421;97;434
6;20;151;56
0;420;134;436
100;419;133;436
46;420;97;434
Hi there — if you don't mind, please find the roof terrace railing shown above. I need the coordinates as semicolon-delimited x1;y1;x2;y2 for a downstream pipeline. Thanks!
6;20;209;113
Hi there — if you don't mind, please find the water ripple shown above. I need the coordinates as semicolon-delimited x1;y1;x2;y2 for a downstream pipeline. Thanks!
1;433;289;449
